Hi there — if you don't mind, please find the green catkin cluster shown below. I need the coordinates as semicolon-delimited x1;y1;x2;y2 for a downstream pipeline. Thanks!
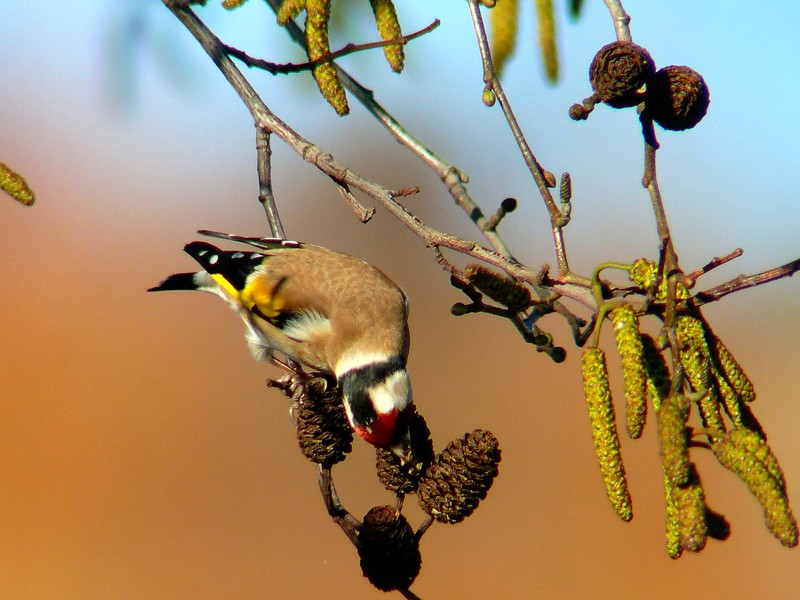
663;469;683;559
490;0;518;77
676;314;758;434
699;316;756;403
280;0;349;115
534;0;558;83
640;334;670;413
609;305;647;439
369;0;404;73
580;348;633;522
0;162;35;206
671;465;708;552
678;332;726;435
305;0;348;115
465;263;532;312
628;258;690;301
713;434;798;547
656;394;691;488
276;0;305;25
221;0;247;8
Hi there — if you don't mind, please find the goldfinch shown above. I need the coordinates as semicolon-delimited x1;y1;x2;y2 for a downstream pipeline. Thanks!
149;231;414;459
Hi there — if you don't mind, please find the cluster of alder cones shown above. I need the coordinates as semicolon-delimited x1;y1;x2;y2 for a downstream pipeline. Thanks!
570;40;710;131
287;376;501;592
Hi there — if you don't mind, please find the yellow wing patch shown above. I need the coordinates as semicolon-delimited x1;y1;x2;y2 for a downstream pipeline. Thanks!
240;275;287;319
210;273;242;301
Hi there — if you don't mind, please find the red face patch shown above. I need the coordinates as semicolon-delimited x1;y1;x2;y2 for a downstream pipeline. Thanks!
354;409;400;448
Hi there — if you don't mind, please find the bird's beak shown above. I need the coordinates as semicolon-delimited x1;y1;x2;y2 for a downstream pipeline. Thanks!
388;427;414;466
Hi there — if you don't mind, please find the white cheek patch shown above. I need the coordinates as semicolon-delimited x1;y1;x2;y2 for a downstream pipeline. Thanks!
335;351;394;379
367;369;412;415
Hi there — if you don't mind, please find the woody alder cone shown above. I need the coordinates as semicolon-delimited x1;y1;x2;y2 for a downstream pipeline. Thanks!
590;41;655;108
646;66;710;131
357;506;421;592
295;378;353;465
376;409;436;495
418;429;501;524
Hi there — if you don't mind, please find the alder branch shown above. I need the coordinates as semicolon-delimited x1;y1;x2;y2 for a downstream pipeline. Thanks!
162;0;600;309
259;0;514;259
256;127;284;237
691;258;800;307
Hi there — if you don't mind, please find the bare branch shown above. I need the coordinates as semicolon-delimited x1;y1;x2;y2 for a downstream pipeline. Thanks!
692;258;800;307
256;127;285;238
224;19;440;75
602;0;632;42
259;0;514;258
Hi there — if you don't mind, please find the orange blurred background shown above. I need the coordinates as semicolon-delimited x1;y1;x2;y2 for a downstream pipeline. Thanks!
1;2;798;598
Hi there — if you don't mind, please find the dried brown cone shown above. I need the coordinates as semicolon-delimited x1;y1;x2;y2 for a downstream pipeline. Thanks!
589;41;655;108
645;65;709;131
295;377;353;465
417;429;501;524
376;409;436;495
465;263;532;312
357;506;421;592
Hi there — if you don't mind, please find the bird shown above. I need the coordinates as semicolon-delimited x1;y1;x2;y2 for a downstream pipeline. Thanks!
148;230;414;460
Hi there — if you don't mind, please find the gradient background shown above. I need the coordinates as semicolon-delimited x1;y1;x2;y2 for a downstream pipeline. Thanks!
1;1;799;598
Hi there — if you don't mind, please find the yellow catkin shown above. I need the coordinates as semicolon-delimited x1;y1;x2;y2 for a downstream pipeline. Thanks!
656;394;691;487
671;465;708;552
678;315;752;431
679;337;726;436
728;428;786;492
222;0;248;9
610;305;647;439
580;348;633;522
465;263;531;311
0;162;35;206
305;0;349;115
709;333;755;402
276;0;306;25
369;0;404;73
640;334;670;414
713;437;798;547
534;0;558;83
490;0;518;78
662;469;683;559
628;258;689;301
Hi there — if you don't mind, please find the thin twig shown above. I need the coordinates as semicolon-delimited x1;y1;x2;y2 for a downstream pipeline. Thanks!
685;248;743;285
691;258;800;307
318;465;360;545
256;127;285;238
466;0;573;279
224;19;440;75
602;0;632;42
259;0;514;258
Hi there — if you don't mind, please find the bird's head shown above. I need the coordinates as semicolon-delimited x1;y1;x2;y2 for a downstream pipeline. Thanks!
337;354;414;461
